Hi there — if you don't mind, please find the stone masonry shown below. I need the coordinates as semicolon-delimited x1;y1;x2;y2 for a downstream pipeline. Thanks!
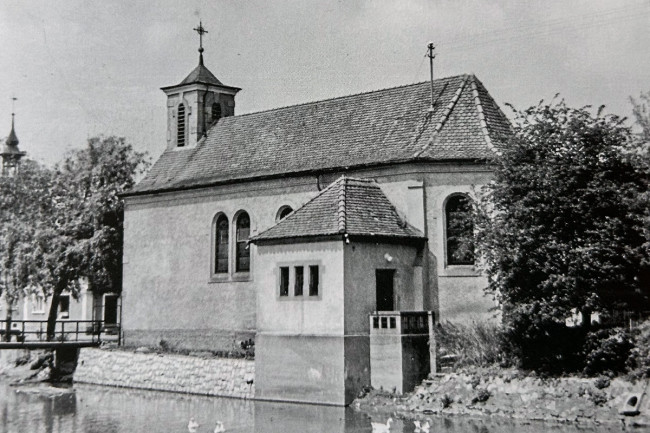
75;348;255;399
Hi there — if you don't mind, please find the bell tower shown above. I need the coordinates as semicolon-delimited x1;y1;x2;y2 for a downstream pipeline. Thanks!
161;22;241;149
1;97;26;176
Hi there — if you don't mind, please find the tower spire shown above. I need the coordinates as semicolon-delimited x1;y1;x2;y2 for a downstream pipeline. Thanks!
7;96;18;147
2;96;25;175
193;21;208;65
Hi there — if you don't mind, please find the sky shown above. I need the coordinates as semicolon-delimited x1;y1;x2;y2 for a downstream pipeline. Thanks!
0;0;648;166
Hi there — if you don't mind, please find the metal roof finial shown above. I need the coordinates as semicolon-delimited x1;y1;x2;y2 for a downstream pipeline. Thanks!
193;21;208;65
427;42;436;113
7;96;18;147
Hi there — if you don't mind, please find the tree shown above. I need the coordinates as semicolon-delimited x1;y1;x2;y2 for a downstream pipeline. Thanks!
0;160;53;340
31;136;147;340
629;92;650;269
631;91;650;143
475;100;649;371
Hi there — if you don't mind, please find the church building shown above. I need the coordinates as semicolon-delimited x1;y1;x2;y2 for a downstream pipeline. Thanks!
121;26;511;405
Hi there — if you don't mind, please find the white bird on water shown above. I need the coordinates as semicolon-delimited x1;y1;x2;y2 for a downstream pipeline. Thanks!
414;420;430;432
187;417;199;432
214;421;225;433
371;417;393;432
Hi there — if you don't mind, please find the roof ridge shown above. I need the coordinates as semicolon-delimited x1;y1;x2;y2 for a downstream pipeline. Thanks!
337;176;347;233
224;74;468;120
468;75;498;155
413;74;470;158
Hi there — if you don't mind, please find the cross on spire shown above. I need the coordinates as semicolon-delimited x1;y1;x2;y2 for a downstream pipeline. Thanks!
11;96;17;118
193;21;208;64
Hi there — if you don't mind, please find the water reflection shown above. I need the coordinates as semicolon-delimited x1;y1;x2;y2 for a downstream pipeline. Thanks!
0;381;618;432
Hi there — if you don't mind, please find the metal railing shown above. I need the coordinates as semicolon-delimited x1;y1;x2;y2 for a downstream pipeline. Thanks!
0;320;119;345
369;310;434;336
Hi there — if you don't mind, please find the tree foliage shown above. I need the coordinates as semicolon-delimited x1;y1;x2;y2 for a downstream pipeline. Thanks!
40;136;147;338
0;160;54;339
0;136;147;340
475;100;650;371
628;91;650;268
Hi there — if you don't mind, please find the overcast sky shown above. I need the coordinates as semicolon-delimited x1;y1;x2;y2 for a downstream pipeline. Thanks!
0;0;648;166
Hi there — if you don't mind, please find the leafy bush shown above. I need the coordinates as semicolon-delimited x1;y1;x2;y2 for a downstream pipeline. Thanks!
474;101;650;375
471;388;491;404
440;394;454;408
501;305;585;373
582;327;633;376
590;390;608;406
594;376;610;389
627;319;650;379
158;339;170;352
435;321;509;368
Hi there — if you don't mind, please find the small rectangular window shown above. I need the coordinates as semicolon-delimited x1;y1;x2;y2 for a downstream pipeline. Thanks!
309;265;319;296
59;295;70;319
294;266;304;296
32;295;45;314
279;267;289;297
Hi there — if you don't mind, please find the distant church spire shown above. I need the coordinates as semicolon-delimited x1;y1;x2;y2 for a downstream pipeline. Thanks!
193;21;208;66
2;97;26;175
7;96;18;146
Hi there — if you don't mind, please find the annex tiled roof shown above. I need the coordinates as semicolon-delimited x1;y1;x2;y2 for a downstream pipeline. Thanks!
251;177;425;243
130;74;511;195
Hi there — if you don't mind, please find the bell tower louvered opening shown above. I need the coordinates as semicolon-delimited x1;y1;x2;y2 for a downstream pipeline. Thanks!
177;103;186;147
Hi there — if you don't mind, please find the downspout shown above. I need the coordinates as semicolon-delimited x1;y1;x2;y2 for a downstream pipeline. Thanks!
421;175;432;313
202;86;209;138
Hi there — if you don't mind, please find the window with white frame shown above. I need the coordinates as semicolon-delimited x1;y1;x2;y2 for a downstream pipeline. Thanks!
214;213;229;274
279;267;289;297
294;266;304;296
58;295;70;319
235;212;251;272
276;205;293;222
309;265;319;296
32;294;45;314
445;194;475;265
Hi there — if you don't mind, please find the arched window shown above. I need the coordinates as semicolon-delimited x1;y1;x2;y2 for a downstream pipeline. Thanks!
445;194;475;265
236;212;251;272
214;214;229;274
212;102;222;123
276;205;293;222
177;103;186;147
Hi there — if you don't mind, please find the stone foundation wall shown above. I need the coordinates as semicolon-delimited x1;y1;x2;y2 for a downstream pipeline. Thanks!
123;329;255;353
75;348;255;399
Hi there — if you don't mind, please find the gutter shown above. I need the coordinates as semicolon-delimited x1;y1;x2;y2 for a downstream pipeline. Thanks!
120;157;495;199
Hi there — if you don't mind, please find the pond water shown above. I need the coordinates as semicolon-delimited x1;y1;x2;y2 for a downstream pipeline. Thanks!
0;381;622;433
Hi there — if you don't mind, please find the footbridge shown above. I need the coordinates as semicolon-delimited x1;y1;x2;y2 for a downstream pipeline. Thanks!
0;319;119;349
0;320;120;379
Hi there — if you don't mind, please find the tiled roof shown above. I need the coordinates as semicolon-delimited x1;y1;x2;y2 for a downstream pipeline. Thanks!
130;74;511;195
251;177;425;243
178;61;223;86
